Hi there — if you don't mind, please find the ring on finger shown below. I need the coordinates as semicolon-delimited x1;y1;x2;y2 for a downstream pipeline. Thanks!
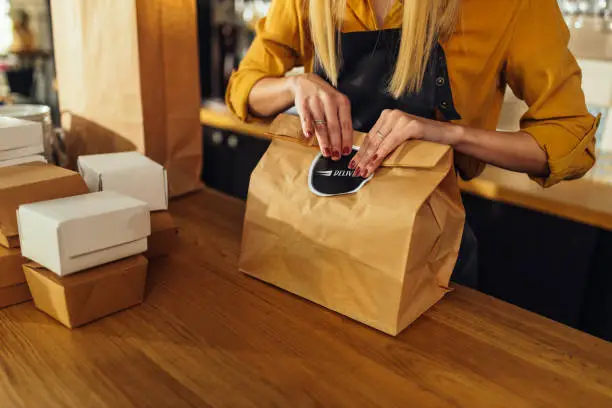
314;119;327;126
376;129;390;141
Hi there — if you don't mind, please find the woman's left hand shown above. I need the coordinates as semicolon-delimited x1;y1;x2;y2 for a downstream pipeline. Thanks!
349;109;461;178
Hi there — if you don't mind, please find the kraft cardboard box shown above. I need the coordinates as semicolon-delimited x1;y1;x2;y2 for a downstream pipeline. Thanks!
145;211;179;259
0;163;89;248
0;117;44;161
0;155;47;168
0;283;31;309
18;191;151;276
0;246;27;288
23;256;148;328
78;152;168;211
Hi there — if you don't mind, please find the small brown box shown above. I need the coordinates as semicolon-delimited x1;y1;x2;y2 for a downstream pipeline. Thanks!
0;283;31;309
23;256;148;328
145;211;178;259
0;163;89;248
0;246;27;288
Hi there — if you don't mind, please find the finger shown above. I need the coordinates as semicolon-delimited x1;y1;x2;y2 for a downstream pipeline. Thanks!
309;97;331;157
337;94;353;156
321;94;342;160
354;115;391;176
349;124;374;170
360;129;402;178
296;98;314;139
350;110;388;170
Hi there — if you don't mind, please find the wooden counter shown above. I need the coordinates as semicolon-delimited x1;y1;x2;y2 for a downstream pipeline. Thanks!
2;188;612;407
200;106;612;231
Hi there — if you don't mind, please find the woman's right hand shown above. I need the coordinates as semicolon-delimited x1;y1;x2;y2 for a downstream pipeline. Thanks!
288;73;353;160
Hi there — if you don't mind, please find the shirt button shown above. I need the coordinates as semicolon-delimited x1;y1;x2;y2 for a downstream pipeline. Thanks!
436;77;445;86
440;101;449;109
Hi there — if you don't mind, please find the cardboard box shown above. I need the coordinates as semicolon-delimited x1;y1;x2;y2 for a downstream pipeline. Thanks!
0;283;31;309
18;191;151;276
78;150;168;211
0;117;44;161
0;246;27;288
23;256;148;328
0;155;47;168
145;211;179;259
0;163;89;248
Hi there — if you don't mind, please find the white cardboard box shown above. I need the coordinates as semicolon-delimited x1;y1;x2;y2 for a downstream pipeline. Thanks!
0;155;47;168
18;191;151;276
0;117;44;161
77;152;168;211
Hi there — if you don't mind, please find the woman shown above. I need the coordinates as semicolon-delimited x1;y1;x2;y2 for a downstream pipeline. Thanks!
226;0;598;287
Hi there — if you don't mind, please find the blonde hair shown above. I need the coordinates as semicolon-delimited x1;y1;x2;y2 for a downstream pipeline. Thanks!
309;0;460;98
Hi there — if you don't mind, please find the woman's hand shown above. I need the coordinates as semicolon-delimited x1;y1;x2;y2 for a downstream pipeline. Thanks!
349;108;549;179
349;109;461;178
288;73;353;160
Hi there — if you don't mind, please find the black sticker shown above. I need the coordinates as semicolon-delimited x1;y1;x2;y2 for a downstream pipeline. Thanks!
308;147;373;197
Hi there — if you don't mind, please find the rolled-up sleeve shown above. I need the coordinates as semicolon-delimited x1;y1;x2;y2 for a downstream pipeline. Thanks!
506;0;599;187
225;0;310;121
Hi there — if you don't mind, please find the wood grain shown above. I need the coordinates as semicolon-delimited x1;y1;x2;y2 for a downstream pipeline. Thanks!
1;188;611;408
200;106;612;231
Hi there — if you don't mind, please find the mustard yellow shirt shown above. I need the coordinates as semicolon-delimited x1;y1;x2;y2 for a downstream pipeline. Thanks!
226;0;599;186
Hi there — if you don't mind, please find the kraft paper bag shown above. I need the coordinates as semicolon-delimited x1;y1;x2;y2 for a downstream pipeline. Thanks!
240;114;465;336
51;0;202;197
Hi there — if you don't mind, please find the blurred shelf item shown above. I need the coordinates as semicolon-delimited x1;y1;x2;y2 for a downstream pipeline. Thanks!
200;102;612;231
568;15;612;61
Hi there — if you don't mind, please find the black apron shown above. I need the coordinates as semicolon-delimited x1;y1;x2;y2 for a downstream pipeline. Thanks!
315;29;478;288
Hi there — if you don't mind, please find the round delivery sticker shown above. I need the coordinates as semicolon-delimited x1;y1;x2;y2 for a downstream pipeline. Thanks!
308;147;373;197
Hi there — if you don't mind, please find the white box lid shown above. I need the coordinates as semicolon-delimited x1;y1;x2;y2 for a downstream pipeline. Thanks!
0;116;44;152
77;151;168;210
19;190;150;258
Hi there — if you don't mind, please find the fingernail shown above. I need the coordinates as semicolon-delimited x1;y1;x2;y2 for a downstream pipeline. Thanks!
354;168;361;177
305;130;312;138
348;160;355;169
343;147;350;155
333;151;340;160
324;148;331;157
361;169;368;178
372;154;378;162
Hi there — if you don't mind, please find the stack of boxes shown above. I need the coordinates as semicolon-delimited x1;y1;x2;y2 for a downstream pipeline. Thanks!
20;191;151;328
0;117;47;167
0;117;178;327
0;162;89;308
77;152;179;259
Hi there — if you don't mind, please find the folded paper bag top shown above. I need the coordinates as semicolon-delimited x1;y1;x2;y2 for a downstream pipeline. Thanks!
18;191;151;276
77;151;168;211
267;113;450;169
241;114;465;336
0;163;89;248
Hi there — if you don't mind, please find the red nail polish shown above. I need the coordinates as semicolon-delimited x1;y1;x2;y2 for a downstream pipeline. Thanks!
333;151;340;159
305;130;312;138
361;170;368;178
348;160;355;169
354;168;361;177
343;147;350;155
372;154;378;162
324;148;331;157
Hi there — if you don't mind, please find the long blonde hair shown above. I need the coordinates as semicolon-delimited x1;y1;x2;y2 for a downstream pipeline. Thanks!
309;0;460;98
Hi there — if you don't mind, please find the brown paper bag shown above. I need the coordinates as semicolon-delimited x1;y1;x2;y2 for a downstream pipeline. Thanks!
240;114;465;336
51;0;202;197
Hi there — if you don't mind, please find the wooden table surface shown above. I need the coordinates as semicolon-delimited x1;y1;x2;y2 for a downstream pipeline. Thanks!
200;106;612;231
2;189;612;407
